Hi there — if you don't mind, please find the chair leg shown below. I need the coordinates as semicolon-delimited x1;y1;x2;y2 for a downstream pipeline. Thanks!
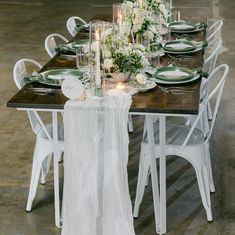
26;151;44;212
133;153;149;218
207;102;213;121
41;154;52;185
145;169;151;187
128;115;133;133
195;164;213;221
205;143;215;192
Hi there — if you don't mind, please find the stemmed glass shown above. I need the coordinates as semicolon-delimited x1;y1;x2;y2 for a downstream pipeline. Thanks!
76;47;90;88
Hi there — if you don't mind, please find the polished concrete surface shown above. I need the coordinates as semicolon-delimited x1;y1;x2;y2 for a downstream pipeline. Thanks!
1;0;235;234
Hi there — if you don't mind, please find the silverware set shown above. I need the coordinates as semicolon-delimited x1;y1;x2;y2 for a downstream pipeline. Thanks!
157;85;195;94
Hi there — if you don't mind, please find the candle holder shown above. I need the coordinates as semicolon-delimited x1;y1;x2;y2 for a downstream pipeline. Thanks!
89;20;108;93
113;3;125;25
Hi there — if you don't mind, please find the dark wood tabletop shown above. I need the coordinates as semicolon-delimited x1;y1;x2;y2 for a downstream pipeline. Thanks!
7;17;206;115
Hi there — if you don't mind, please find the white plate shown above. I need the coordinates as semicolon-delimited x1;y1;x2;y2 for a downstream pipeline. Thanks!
127;80;157;92
152;74;200;84
163;46;203;54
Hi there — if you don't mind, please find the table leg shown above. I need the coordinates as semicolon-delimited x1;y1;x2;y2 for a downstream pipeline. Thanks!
159;115;166;234
146;115;160;232
52;111;61;227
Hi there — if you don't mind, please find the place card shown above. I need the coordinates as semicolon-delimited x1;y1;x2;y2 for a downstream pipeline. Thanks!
61;76;85;100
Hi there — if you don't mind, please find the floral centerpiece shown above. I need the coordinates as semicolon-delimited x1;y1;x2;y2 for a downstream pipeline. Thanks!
90;0;170;83
123;0;168;48
100;28;149;82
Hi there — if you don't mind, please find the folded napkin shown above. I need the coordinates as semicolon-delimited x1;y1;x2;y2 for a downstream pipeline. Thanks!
56;43;76;55
165;43;194;50
171;24;195;30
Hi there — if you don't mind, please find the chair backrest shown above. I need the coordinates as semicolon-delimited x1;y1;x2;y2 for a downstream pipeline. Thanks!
45;33;69;58
207;19;223;43
13;59;52;140
204;37;222;74
13;58;42;89
183;64;229;146
66;16;87;37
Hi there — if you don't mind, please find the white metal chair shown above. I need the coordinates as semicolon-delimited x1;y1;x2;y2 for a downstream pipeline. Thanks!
45;33;69;58
206;20;223;43
13;59;64;226
203;37;222;121
66;16;87;37
185;37;223;132
134;64;229;223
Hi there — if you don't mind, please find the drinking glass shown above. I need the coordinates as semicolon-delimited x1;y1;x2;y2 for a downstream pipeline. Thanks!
76;49;89;70
76;48;91;90
171;9;181;22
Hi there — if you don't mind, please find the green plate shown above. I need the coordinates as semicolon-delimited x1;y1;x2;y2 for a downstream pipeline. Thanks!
39;69;83;86
128;80;156;92
155;66;195;82
169;20;206;33
169;20;196;31
163;40;196;52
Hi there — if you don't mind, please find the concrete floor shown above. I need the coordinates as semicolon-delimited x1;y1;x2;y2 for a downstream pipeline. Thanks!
0;0;235;234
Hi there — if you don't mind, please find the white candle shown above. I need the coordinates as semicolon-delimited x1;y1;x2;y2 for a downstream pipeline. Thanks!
117;12;123;35
177;11;181;21
95;29;101;87
139;0;143;7
116;82;126;91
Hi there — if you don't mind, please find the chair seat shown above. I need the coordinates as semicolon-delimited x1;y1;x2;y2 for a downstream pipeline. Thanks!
143;121;205;146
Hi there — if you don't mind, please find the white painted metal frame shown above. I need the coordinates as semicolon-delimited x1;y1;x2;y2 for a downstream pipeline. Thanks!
66;16;87;37
44;33;69;58
17;105;194;235
18;108;62;228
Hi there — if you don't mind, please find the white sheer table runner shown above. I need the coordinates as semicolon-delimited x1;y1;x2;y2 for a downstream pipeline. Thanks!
62;91;136;235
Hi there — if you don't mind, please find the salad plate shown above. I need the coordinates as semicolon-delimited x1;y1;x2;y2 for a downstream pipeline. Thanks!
39;69;83;86
128;80;156;92
169;20;206;33
154;66;200;84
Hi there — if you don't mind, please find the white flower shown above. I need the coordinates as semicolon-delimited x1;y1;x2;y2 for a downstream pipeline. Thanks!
102;28;113;39
103;48;112;58
103;59;113;70
136;73;147;84
126;1;134;9
135;44;146;52
144;30;154;41
159;3;167;19
149;24;158;34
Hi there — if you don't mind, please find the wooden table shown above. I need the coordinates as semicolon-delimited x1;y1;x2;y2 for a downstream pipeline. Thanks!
7;22;206;234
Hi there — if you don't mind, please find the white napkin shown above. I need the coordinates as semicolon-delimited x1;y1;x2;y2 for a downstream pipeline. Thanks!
166;42;193;50
172;24;194;30
159;70;189;78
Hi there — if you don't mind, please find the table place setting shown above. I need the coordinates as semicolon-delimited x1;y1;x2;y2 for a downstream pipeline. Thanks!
162;38;208;54
55;39;89;57
169;20;207;33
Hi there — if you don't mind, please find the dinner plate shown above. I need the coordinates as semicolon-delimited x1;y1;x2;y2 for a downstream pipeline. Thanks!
154;66;200;84
169;21;196;31
163;45;203;54
163;40;196;52
155;66;195;81
127;80;157;92
153;74;200;84
39;69;83;86
169;20;206;33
